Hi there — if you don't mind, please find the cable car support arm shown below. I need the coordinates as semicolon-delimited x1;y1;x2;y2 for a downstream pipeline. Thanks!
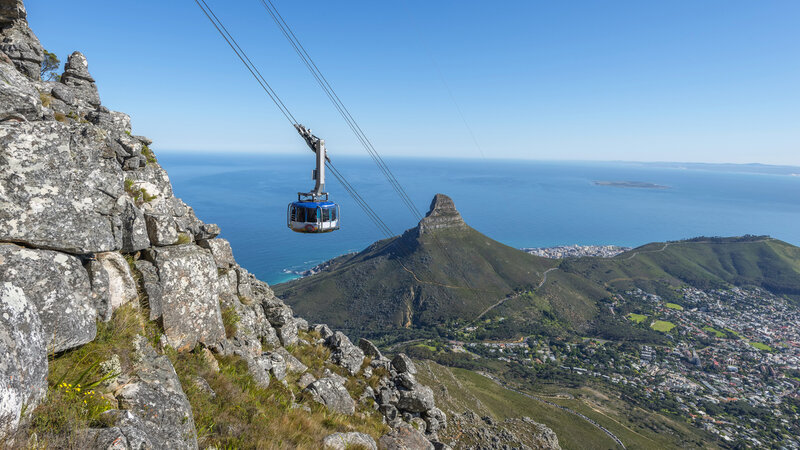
294;124;330;200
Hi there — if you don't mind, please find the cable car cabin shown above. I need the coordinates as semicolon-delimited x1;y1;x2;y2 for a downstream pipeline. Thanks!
287;201;339;233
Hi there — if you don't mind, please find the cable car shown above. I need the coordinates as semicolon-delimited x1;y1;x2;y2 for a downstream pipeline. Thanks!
287;124;340;233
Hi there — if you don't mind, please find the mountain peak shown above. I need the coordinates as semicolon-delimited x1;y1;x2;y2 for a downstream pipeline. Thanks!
418;193;467;234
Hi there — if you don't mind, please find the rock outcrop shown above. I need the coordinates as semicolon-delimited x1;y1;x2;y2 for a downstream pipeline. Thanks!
116;336;198;449
0;281;47;437
0;1;449;447
0;243;97;352
143;245;225;351
322;431;377;450
417;193;467;235
0;0;42;79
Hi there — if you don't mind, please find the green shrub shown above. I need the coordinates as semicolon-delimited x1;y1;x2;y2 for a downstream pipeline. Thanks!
124;179;157;205
177;233;192;245
53;112;67;123
141;144;157;164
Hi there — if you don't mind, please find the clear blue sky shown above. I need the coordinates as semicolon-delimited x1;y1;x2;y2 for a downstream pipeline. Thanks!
27;1;800;165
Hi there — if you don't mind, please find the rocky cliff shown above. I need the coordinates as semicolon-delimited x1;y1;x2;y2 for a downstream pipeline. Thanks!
0;2;448;448
417;194;468;235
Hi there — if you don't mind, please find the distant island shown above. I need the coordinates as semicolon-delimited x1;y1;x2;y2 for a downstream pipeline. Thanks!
593;180;669;189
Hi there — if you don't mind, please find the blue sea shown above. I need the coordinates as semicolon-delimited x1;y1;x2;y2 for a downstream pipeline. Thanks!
157;153;800;285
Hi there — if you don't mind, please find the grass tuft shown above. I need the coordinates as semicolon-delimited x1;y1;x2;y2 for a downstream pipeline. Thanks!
141;144;157;164
221;304;240;338
39;91;53;107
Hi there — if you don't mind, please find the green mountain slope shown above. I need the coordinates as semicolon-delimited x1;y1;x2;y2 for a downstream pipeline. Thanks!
274;195;564;332
561;236;800;301
276;194;800;341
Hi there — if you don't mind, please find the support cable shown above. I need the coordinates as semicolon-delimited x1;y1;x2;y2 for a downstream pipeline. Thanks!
257;0;487;301
195;0;490;308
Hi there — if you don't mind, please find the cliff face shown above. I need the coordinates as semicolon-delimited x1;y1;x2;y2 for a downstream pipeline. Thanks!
417;194;468;235
0;2;448;448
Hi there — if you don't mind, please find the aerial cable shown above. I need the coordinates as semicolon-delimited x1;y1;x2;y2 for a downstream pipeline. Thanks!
257;0;488;302
195;0;489;305
259;0;421;219
193;0;394;239
259;0;425;221
193;0;296;125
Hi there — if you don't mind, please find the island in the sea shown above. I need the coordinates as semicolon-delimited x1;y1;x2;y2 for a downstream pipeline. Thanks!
593;180;669;189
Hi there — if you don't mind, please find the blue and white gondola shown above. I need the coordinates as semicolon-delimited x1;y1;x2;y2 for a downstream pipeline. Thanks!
286;124;341;234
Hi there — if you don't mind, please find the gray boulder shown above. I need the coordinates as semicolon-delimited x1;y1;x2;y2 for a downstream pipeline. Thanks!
117;336;198;449
297;373;316;389
379;404;399;422
391;353;417;375
84;427;130;449
246;354;272;388
306;376;356;415
88;252;138;321
0;122;124;253
0;0;27;24
378;423;434;450
397;385;435;413
198;238;235;268
313;323;334;339
144;214;179;246
423;407;447;432
144;245;225;350
134;259;162;321
323;432;377;450
395;372;417;390
0;56;41;121
86;410;154;449
116;196;150;253
0;282;47;439
275;347;308;374
264;304;293;327
358;338;383;360
101;409;150;444
276;320;299;347
263;351;287;380
0;244;96;352
326;331;365;376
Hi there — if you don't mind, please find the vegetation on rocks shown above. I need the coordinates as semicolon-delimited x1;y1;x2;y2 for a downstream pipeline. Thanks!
19;305;157;448
124;178;157;205
166;334;388;448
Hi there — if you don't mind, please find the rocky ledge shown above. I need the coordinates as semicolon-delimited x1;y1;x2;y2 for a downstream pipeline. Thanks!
0;1;447;448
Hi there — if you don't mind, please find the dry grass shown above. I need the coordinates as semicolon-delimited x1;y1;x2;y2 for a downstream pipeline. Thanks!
38;91;52;107
168;348;388;449
221;304;240;338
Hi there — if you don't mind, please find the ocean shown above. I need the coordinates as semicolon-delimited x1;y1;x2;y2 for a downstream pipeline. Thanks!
157;153;800;285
